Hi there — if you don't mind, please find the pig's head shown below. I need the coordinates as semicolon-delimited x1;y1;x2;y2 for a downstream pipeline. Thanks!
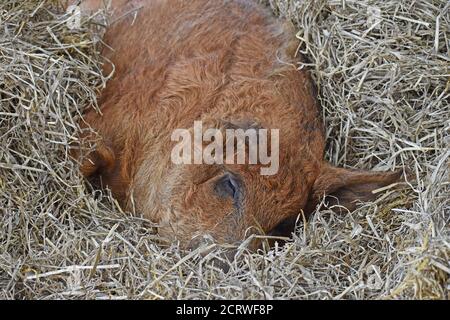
78;67;401;250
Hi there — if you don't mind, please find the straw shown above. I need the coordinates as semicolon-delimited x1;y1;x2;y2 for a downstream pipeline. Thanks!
0;0;448;299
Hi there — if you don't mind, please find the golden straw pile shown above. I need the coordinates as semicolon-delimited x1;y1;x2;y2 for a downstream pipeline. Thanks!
0;0;448;299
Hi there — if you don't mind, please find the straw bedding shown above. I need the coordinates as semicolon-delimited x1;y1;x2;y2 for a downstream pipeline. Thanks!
0;0;448;299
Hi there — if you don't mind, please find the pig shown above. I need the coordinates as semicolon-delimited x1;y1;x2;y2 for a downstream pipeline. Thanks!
71;0;401;249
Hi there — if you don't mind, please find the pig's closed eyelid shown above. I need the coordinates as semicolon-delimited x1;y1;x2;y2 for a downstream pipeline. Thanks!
214;172;242;200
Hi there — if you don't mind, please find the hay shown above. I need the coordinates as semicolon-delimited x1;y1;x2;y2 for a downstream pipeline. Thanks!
0;0;448;299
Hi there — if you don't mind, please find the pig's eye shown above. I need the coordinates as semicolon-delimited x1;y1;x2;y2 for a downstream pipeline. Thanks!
214;173;240;200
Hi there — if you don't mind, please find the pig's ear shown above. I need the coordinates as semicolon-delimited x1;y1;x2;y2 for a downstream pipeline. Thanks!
307;164;403;213
78;142;115;178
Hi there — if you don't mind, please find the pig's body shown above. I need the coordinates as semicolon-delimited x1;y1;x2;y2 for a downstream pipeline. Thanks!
76;0;400;248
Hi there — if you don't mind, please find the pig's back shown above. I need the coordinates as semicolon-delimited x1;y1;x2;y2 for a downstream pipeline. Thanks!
97;0;296;118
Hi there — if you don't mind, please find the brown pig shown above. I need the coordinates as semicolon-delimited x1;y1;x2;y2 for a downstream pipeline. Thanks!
71;0;401;248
